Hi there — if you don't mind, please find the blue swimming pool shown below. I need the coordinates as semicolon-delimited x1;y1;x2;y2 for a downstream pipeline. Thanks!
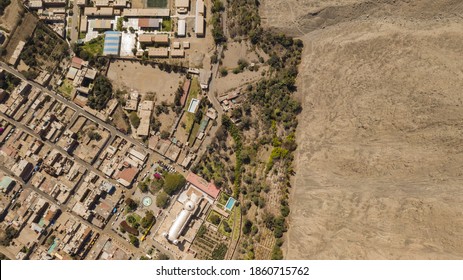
47;239;58;255
225;197;236;211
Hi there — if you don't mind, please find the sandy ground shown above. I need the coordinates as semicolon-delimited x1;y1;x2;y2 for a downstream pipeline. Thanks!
0;0;23;32
215;68;266;94
261;0;463;259
222;41;260;68
107;60;183;103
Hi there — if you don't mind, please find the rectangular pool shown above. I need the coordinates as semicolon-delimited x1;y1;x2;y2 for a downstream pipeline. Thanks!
187;98;200;113
225;197;236;211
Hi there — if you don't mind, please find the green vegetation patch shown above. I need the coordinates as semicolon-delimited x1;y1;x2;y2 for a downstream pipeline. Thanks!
58;79;74;99
163;173;186;195
129;111;141;128
88;75;112;110
211;243;228;260
79;36;104;60
147;0;167;8
20;23;69;71
0;72;21;92
162;18;172;32
211;0;226;44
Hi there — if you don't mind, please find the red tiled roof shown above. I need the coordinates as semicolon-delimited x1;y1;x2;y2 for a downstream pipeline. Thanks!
116;167;138;184
186;172;220;199
71;56;84;69
44;210;56;222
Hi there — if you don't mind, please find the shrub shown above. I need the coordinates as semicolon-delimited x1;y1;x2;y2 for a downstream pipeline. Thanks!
209;214;221;225
222;221;232;233
220;67;228;77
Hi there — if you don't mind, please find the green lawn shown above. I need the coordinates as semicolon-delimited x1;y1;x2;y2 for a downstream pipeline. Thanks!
162;18;172;32
147;0;167;8
58;79;73;99
232;206;241;240
187;122;200;147
186;77;200;107
81;36;104;58
184;78;201;133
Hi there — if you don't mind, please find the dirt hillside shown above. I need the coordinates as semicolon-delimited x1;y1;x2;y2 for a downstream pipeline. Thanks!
260;0;463;259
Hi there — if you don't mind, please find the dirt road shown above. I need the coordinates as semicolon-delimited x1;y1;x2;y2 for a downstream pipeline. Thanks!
261;0;463;259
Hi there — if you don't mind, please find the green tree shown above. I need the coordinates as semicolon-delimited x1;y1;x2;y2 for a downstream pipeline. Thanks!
163;173;186;195
138;180;149;193
156;191;169;208
129;235;139;247
222;221;231;233
0;227;18;246
160;130;170;139
88;75;112;110
197;225;207;238
271;245;283;260
87;130;102;141
209;214;221;225
129;112;140;128
242;219;252;235
140;211;155;229
125;198;138;212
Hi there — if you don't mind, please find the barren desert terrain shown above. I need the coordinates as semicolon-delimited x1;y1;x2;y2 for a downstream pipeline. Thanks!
261;0;463;259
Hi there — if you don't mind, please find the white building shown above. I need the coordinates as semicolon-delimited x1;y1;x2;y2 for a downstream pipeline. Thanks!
177;19;186;37
163;192;202;245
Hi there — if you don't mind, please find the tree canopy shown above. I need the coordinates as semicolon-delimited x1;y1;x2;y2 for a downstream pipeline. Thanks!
156;191;169;208
88;75;112;110
163;173;186;195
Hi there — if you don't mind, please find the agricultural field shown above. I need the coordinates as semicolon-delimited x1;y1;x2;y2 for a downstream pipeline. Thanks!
191;224;229;260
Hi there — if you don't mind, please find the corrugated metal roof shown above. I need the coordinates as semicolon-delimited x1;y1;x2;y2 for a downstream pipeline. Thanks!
103;31;121;55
